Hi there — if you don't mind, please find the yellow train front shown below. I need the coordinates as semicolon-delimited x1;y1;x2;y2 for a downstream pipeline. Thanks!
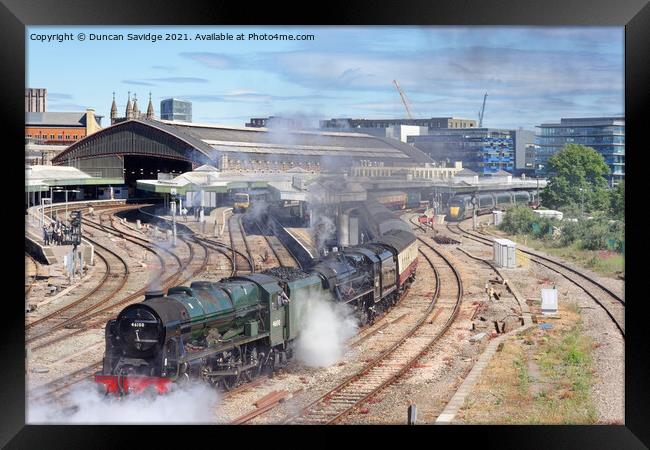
446;191;533;221
233;193;250;213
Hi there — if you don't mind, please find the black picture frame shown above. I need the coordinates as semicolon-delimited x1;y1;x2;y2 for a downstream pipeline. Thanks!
4;0;648;447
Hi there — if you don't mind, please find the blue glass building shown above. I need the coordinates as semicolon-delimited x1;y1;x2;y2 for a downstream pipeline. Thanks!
408;128;514;175
160;98;192;123
536;117;624;186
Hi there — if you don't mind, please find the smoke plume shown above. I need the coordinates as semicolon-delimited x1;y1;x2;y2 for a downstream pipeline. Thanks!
293;291;357;367
243;198;269;223
27;380;222;424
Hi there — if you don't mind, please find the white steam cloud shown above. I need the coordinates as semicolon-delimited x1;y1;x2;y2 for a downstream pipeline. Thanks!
293;291;357;367
309;213;337;255
243;198;269;223
28;381;222;424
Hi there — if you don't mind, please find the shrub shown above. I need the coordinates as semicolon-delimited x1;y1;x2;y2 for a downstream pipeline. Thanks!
499;205;537;235
500;206;624;253
558;217;624;251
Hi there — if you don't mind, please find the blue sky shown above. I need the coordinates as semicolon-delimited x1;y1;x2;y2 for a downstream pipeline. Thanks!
26;26;624;129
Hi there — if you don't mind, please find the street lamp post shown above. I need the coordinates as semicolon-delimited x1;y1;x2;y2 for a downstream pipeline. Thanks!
53;188;80;221
472;193;478;230
50;186;57;221
171;199;177;247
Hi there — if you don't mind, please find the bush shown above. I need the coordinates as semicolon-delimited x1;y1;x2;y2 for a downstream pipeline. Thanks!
499;206;624;253
558;221;580;247
499;205;537;235
531;217;556;239
557;217;624;251
579;220;611;250
499;206;561;239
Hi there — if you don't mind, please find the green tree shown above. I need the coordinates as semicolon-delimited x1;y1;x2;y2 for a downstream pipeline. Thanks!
540;144;610;212
609;181;624;220
499;205;536;235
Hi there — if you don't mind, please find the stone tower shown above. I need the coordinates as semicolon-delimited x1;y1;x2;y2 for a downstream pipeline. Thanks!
146;92;154;119
125;91;133;120
110;92;118;125
132;93;140;117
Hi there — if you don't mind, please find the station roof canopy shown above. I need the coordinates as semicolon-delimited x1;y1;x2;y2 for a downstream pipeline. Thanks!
455;168;478;176
266;181;308;202
483;169;512;177
52;119;434;167
25;165;122;192
136;166;317;195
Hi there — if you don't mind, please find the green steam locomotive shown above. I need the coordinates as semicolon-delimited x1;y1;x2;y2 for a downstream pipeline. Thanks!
95;230;418;395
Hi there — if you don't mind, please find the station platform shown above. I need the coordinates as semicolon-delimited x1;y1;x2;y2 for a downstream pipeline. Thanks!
25;199;126;264
284;227;318;260
137;205;233;237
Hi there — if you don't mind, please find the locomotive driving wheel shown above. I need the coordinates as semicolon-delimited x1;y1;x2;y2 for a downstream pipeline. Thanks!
242;347;261;382
220;375;239;391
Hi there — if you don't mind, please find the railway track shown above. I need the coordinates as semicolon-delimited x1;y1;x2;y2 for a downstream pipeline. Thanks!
177;234;211;284
446;218;625;337
29;362;103;404
93;207;213;288
25;233;130;344
25;253;39;296
249;218;298;268
63;221;210;325
280;240;463;425
194;236;237;277
85;212;176;279
28;207;217;400
227;213;255;273
28;206;212;349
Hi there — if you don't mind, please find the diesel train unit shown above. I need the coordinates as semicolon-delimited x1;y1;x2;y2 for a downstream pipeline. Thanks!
446;190;533;221
369;191;422;211
95;230;418;395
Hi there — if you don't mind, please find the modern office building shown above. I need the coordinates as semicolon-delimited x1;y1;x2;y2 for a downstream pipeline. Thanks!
512;129;536;175
320;117;476;130
160;98;192;122
408;128;514;175
25;88;47;112
524;143;539;174
329;124;428;143
385;125;429;143
536;117;624;185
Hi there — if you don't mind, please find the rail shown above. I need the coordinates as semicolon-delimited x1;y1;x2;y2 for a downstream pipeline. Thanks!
449;217;624;337
282;235;463;425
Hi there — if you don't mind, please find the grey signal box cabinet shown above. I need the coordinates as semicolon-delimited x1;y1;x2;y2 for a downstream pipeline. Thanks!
493;238;516;268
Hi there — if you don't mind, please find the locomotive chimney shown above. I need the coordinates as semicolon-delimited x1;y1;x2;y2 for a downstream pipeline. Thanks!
144;289;165;300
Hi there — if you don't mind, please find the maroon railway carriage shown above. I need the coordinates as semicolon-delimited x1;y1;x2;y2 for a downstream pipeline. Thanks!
370;229;418;286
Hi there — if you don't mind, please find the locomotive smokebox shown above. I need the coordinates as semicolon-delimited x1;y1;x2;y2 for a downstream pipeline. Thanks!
144;289;165;300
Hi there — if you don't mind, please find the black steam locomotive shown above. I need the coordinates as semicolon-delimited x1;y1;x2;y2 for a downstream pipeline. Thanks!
96;229;418;395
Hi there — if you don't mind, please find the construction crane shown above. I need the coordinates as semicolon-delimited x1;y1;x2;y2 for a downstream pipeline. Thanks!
393;80;414;119
478;92;488;127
